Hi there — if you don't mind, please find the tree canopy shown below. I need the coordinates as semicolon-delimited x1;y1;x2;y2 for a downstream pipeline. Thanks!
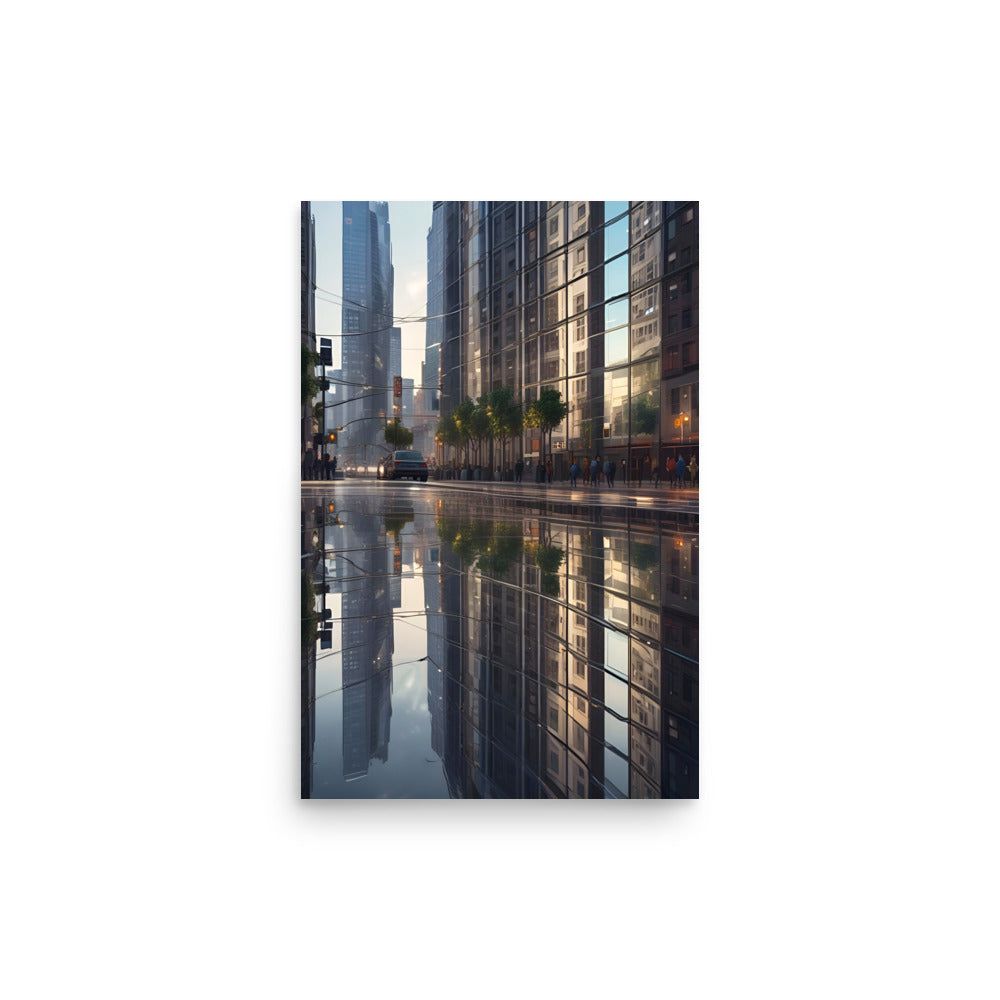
383;419;414;449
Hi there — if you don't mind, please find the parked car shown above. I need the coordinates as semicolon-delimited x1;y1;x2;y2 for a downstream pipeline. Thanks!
378;450;429;482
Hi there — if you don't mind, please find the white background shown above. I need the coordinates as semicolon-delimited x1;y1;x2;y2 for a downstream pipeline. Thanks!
3;4;998;998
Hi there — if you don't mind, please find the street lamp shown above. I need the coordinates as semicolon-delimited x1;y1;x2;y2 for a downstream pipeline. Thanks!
675;411;689;448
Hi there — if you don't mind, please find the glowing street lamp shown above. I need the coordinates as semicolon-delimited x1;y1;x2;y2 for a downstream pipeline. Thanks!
674;412;689;447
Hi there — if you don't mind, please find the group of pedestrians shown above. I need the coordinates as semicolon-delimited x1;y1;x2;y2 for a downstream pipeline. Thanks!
302;451;338;480
565;453;697;489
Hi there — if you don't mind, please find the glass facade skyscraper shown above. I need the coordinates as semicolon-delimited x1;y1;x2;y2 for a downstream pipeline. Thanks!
341;201;394;467
431;201;698;479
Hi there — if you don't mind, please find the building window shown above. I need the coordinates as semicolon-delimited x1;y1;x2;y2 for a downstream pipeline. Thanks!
668;313;679;334
671;387;681;414
682;342;692;366
578;204;586;219
684;207;694;223
682;308;691;330
666;345;679;371
669;283;679;299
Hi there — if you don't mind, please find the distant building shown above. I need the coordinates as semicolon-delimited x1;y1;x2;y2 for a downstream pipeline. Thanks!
342;201;394;467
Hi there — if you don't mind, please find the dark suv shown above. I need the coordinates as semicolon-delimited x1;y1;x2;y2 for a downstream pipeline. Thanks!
378;450;428;482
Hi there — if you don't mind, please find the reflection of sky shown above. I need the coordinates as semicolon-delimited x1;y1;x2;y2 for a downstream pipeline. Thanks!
311;552;448;799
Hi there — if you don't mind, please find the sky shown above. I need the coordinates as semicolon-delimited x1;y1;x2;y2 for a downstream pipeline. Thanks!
311;201;434;383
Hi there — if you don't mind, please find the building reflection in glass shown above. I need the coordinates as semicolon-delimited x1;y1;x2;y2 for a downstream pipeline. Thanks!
302;488;697;799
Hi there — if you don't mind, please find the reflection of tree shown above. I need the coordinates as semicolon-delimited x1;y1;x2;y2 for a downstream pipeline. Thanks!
438;516;564;593
301;571;320;649
630;393;658;437
437;517;524;578
631;540;658;571
384;510;415;541
533;543;565;597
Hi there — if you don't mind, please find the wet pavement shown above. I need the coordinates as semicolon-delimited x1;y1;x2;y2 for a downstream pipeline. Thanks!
302;480;698;798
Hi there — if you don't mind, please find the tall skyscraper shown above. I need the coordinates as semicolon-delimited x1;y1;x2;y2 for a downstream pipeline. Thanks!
434;202;698;478
341;201;394;466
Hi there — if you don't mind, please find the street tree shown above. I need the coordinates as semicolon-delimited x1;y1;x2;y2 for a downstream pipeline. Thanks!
468;399;492;469
436;412;463;466
525;386;569;467
484;386;523;475
384;419;414;450
452;398;477;467
301;344;321;406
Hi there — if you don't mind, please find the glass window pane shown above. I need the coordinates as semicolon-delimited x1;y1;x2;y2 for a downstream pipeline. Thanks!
605;253;628;299
630;284;660;361
604;201;628;223
603;366;629;443
604;217;629;261
630;358;659;441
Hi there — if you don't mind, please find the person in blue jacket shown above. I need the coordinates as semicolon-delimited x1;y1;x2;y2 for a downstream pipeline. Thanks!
675;453;686;488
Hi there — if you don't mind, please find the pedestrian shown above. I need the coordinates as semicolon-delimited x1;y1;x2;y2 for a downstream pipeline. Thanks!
570;460;579;487
666;454;676;487
642;455;650;486
652;462;661;487
322;452;332;480
515;457;524;483
675;453;686;489
583;459;590;486
636;457;643;487
591;456;600;486
689;454;698;488
603;458;612;488
545;457;553;483
331;455;338;477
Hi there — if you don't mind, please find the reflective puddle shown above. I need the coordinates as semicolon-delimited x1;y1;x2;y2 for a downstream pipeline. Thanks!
302;484;698;798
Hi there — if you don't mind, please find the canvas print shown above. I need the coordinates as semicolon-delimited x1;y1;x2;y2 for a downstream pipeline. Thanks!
301;201;698;798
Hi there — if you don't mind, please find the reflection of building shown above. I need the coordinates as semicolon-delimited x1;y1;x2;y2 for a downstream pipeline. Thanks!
325;506;395;781
342;201;394;466
435;202;699;479
435;502;698;798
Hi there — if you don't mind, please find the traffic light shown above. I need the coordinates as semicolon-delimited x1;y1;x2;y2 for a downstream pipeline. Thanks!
327;431;337;443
